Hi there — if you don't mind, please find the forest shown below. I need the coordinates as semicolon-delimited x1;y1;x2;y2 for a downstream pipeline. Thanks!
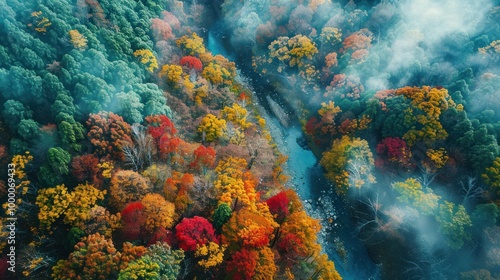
0;0;499;279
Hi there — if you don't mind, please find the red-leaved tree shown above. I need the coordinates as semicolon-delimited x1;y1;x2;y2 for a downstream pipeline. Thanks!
266;191;289;223
147;227;175;247
375;137;412;171
226;248;258;280
71;154;99;183
276;233;307;266
158;133;178;152
175;216;218;252
121;201;146;240
189;145;216;174
145;115;177;145
179;56;203;72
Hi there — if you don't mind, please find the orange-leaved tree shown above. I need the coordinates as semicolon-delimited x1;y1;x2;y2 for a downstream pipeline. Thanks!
86;112;132;160
109;170;151;210
225;247;276;280
141;193;175;232
222;208;278;254
51;233;145;279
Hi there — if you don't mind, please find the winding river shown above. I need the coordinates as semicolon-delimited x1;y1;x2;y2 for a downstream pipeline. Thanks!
208;26;380;280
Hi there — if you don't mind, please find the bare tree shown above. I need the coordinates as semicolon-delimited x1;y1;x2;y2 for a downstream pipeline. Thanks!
19;243;57;278
188;175;216;214
179;257;193;280
417;165;436;188
403;237;451;280
356;193;410;245
356;194;387;244
461;176;484;205
122;124;156;171
347;156;376;195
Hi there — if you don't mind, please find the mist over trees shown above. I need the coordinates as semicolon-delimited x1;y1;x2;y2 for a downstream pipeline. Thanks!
219;0;500;279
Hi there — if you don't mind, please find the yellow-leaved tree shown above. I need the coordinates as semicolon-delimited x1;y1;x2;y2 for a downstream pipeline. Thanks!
221;103;251;129
392;178;441;215
68;30;87;50
109;170;151;210
214;157;258;210
134;49;159;73
36;183;106;230
269;35;318;69
159;64;183;84
483;157;500;189
198;114;227;142
395;86;455;146
320;135;376;195
176;33;206;56
64;183;107;227
195;242;227;268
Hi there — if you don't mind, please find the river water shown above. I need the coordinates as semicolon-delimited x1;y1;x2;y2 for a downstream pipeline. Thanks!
208;28;380;280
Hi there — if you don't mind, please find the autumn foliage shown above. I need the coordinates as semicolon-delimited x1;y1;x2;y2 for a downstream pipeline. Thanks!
189;145;216;173
71;154;100;183
141;193;175;232
52;233;118;279
87;112;132;160
266;191;290;223
121;202;146;240
395;86;455;146
198;114;227;142
134;49;159;73
375;137;412;170
109;170;151;210
342;28;373;53
175;216;218;252
69;29;87;49
222;208;277;251
214;157;258;209
320;135;376;194
145;115;177;145
1;1;349;278
151;18;173;42
179;56;203;72
176;33;206;56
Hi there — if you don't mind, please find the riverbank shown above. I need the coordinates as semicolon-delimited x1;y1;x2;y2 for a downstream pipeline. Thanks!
262;108;381;280
207;22;380;279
